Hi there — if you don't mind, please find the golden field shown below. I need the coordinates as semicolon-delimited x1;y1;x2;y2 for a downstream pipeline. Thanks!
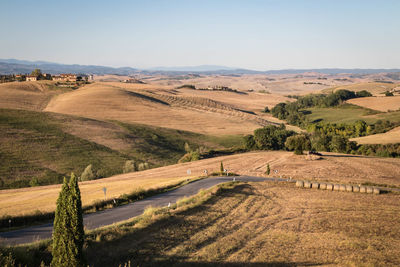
347;95;400;112
351;126;400;144
1;151;399;217
86;181;400;266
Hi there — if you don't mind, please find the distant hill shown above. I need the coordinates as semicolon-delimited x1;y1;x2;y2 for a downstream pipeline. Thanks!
0;58;399;75
0;59;137;75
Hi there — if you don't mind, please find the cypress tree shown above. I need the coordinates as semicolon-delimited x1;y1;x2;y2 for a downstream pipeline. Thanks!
220;161;224;174
266;164;270;175
68;173;85;266
51;177;70;266
51;173;85;267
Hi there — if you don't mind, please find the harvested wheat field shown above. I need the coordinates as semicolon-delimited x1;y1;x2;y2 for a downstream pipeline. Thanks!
323;82;400;95
148;73;355;94
347;96;400;112
44;82;278;135
0;81;69;111
1;151;399;217
86;181;400;266
351;126;400;144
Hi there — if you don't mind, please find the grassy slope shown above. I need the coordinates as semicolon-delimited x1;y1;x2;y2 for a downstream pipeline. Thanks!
0;108;239;189
10;182;400;266
304;104;400;125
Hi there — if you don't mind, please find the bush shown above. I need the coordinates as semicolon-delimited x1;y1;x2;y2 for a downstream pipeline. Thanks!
285;135;311;155
356;90;372;97
81;164;95;181
138;162;149;171
385;91;394;96
0;252;16;267
123;160;136;173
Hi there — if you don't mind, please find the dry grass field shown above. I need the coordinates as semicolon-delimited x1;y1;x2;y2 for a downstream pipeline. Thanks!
347;96;400;112
351;126;400;144
322;82;400;95
85;181;400;266
44;82;281;135
147;73;357;94
1;151;399;217
0;81;69;111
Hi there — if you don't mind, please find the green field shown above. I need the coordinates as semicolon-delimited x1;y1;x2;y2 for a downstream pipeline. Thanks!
304;104;400;125
0;109;241;189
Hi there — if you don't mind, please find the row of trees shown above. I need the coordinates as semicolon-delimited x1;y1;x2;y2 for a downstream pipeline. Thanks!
80;160;151;181
270;89;372;127
243;124;400;157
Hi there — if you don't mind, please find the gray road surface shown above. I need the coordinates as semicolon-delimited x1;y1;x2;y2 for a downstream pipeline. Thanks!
0;176;282;246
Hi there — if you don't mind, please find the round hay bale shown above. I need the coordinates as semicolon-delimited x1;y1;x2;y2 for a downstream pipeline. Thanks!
366;187;373;194
359;186;367;193
326;183;333;190
296;180;304;188
333;184;341;191
373;188;380;195
319;183;327;190
312;182;319;189
304;181;311;188
353;186;360;192
339;185;346;192
346;185;353;192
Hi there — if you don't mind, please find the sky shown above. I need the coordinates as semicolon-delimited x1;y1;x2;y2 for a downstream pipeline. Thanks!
1;0;399;70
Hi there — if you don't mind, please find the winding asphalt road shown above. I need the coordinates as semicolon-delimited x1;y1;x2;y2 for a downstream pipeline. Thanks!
0;176;286;246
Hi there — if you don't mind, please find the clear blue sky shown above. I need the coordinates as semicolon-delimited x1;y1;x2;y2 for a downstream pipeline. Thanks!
1;0;399;70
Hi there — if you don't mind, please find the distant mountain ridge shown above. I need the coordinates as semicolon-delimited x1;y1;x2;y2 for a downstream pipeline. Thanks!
0;58;399;75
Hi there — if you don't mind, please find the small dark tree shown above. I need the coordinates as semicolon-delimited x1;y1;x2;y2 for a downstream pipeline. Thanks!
51;173;85;267
220;161;224;174
266;164;270;175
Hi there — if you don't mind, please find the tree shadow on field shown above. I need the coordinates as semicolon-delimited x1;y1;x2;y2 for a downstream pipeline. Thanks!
128;259;326;267
321;153;371;159
85;183;328;267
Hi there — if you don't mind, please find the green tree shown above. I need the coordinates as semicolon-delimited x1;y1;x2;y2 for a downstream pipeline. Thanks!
266;164;270;175
51;173;85;267
285;134;311;155
243;135;255;150
81;164;95;181
220;161;224;174
31;68;42;77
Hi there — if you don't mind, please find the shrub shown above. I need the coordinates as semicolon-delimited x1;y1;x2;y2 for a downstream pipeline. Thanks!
385;91;394;96
356;90;372;97
123;160;136;173
138;162;149;171
0;252;16;267
81;164;95;181
266;164;270;175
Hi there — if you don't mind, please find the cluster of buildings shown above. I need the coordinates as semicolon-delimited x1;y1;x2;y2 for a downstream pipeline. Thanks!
24;73;93;82
0;73;94;83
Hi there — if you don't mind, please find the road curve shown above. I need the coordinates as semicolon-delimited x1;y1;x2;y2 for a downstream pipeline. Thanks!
0;176;282;246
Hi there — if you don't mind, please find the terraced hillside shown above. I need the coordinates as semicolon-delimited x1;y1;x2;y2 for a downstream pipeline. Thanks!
44;82;281;135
